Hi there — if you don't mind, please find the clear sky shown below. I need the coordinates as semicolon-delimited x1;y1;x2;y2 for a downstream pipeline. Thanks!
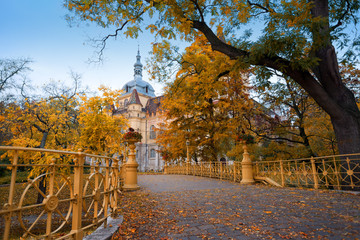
0;0;165;95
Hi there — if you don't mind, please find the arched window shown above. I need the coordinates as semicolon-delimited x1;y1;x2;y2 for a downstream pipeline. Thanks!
150;125;156;139
150;149;156;158
124;99;128;106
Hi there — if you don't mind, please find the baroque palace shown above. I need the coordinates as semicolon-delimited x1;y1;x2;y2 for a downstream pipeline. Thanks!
114;50;164;172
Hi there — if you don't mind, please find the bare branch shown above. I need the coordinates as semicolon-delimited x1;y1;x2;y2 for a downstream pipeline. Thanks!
190;0;205;22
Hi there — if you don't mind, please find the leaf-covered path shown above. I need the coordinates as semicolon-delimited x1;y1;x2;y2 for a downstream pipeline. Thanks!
112;175;360;239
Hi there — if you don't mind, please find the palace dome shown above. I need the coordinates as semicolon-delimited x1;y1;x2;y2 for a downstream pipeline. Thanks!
122;50;156;97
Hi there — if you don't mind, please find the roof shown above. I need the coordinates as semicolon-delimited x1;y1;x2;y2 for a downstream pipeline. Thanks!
145;96;164;117
122;79;156;97
121;50;156;97
128;89;143;106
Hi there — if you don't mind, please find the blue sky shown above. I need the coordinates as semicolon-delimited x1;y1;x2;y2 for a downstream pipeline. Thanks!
0;0;165;95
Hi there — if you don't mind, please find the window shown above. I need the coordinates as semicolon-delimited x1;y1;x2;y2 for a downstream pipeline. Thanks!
150;149;156;158
124;99;128;106
150;125;156;139
146;86;148;93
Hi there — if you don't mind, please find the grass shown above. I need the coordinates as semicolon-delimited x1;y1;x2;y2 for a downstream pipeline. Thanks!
0;171;29;185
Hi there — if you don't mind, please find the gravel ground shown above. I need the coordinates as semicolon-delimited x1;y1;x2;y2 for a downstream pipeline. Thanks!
115;174;360;240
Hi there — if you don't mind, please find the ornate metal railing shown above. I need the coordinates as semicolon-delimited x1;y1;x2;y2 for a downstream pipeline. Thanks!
166;162;242;183
0;146;124;240
254;154;360;190
166;154;360;190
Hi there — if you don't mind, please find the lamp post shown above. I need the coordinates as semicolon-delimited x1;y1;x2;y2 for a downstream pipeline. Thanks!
186;139;190;175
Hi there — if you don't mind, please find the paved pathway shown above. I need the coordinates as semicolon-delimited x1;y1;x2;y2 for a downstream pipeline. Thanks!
124;175;360;239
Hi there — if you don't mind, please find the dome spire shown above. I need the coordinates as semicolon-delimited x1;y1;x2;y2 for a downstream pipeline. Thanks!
134;47;143;78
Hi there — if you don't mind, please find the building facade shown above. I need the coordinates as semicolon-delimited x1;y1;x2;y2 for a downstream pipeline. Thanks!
114;50;164;171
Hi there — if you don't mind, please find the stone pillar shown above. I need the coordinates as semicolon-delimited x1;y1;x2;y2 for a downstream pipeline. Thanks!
123;140;140;191
163;161;168;174
186;140;190;175
241;143;255;184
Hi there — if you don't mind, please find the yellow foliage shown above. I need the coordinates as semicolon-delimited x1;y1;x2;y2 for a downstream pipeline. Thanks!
77;86;128;156
157;35;253;162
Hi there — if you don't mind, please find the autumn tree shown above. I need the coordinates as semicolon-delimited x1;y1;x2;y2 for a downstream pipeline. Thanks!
0;58;33;144
66;0;360;158
340;62;360;102
251;62;360;160
77;86;128;156
3;79;83;202
157;35;251;162
0;58;32;101
251;76;321;158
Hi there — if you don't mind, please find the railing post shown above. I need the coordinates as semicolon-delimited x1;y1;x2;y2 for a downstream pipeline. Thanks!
311;157;319;189
103;158;110;227
90;157;95;174
220;163;223;179
241;144;255;184
71;149;84;240
45;158;57;239
164;161;168;174
186;140;190;175
3;150;18;240
234;163;236;182
112;158;119;216
93;161;100;224
280;160;285;187
333;156;341;190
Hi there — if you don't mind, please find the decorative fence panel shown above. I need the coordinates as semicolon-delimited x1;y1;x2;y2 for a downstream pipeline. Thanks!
166;162;242;183
0;146;123;240
165;154;359;191
254;155;360;190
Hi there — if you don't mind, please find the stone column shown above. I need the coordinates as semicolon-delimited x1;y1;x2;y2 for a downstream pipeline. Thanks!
241;143;255;184
123;140;140;191
186;140;190;175
163;160;168;174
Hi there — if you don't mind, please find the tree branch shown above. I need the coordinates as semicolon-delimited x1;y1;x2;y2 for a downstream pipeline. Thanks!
330;0;351;31
190;0;205;22
192;20;249;60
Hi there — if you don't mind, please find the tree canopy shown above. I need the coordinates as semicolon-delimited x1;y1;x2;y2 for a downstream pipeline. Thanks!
78;86;128;156
156;35;252;162
65;0;360;156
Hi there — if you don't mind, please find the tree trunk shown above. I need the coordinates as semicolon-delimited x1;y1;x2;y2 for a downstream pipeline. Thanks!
36;177;47;204
331;112;360;155
330;109;360;190
36;131;48;204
